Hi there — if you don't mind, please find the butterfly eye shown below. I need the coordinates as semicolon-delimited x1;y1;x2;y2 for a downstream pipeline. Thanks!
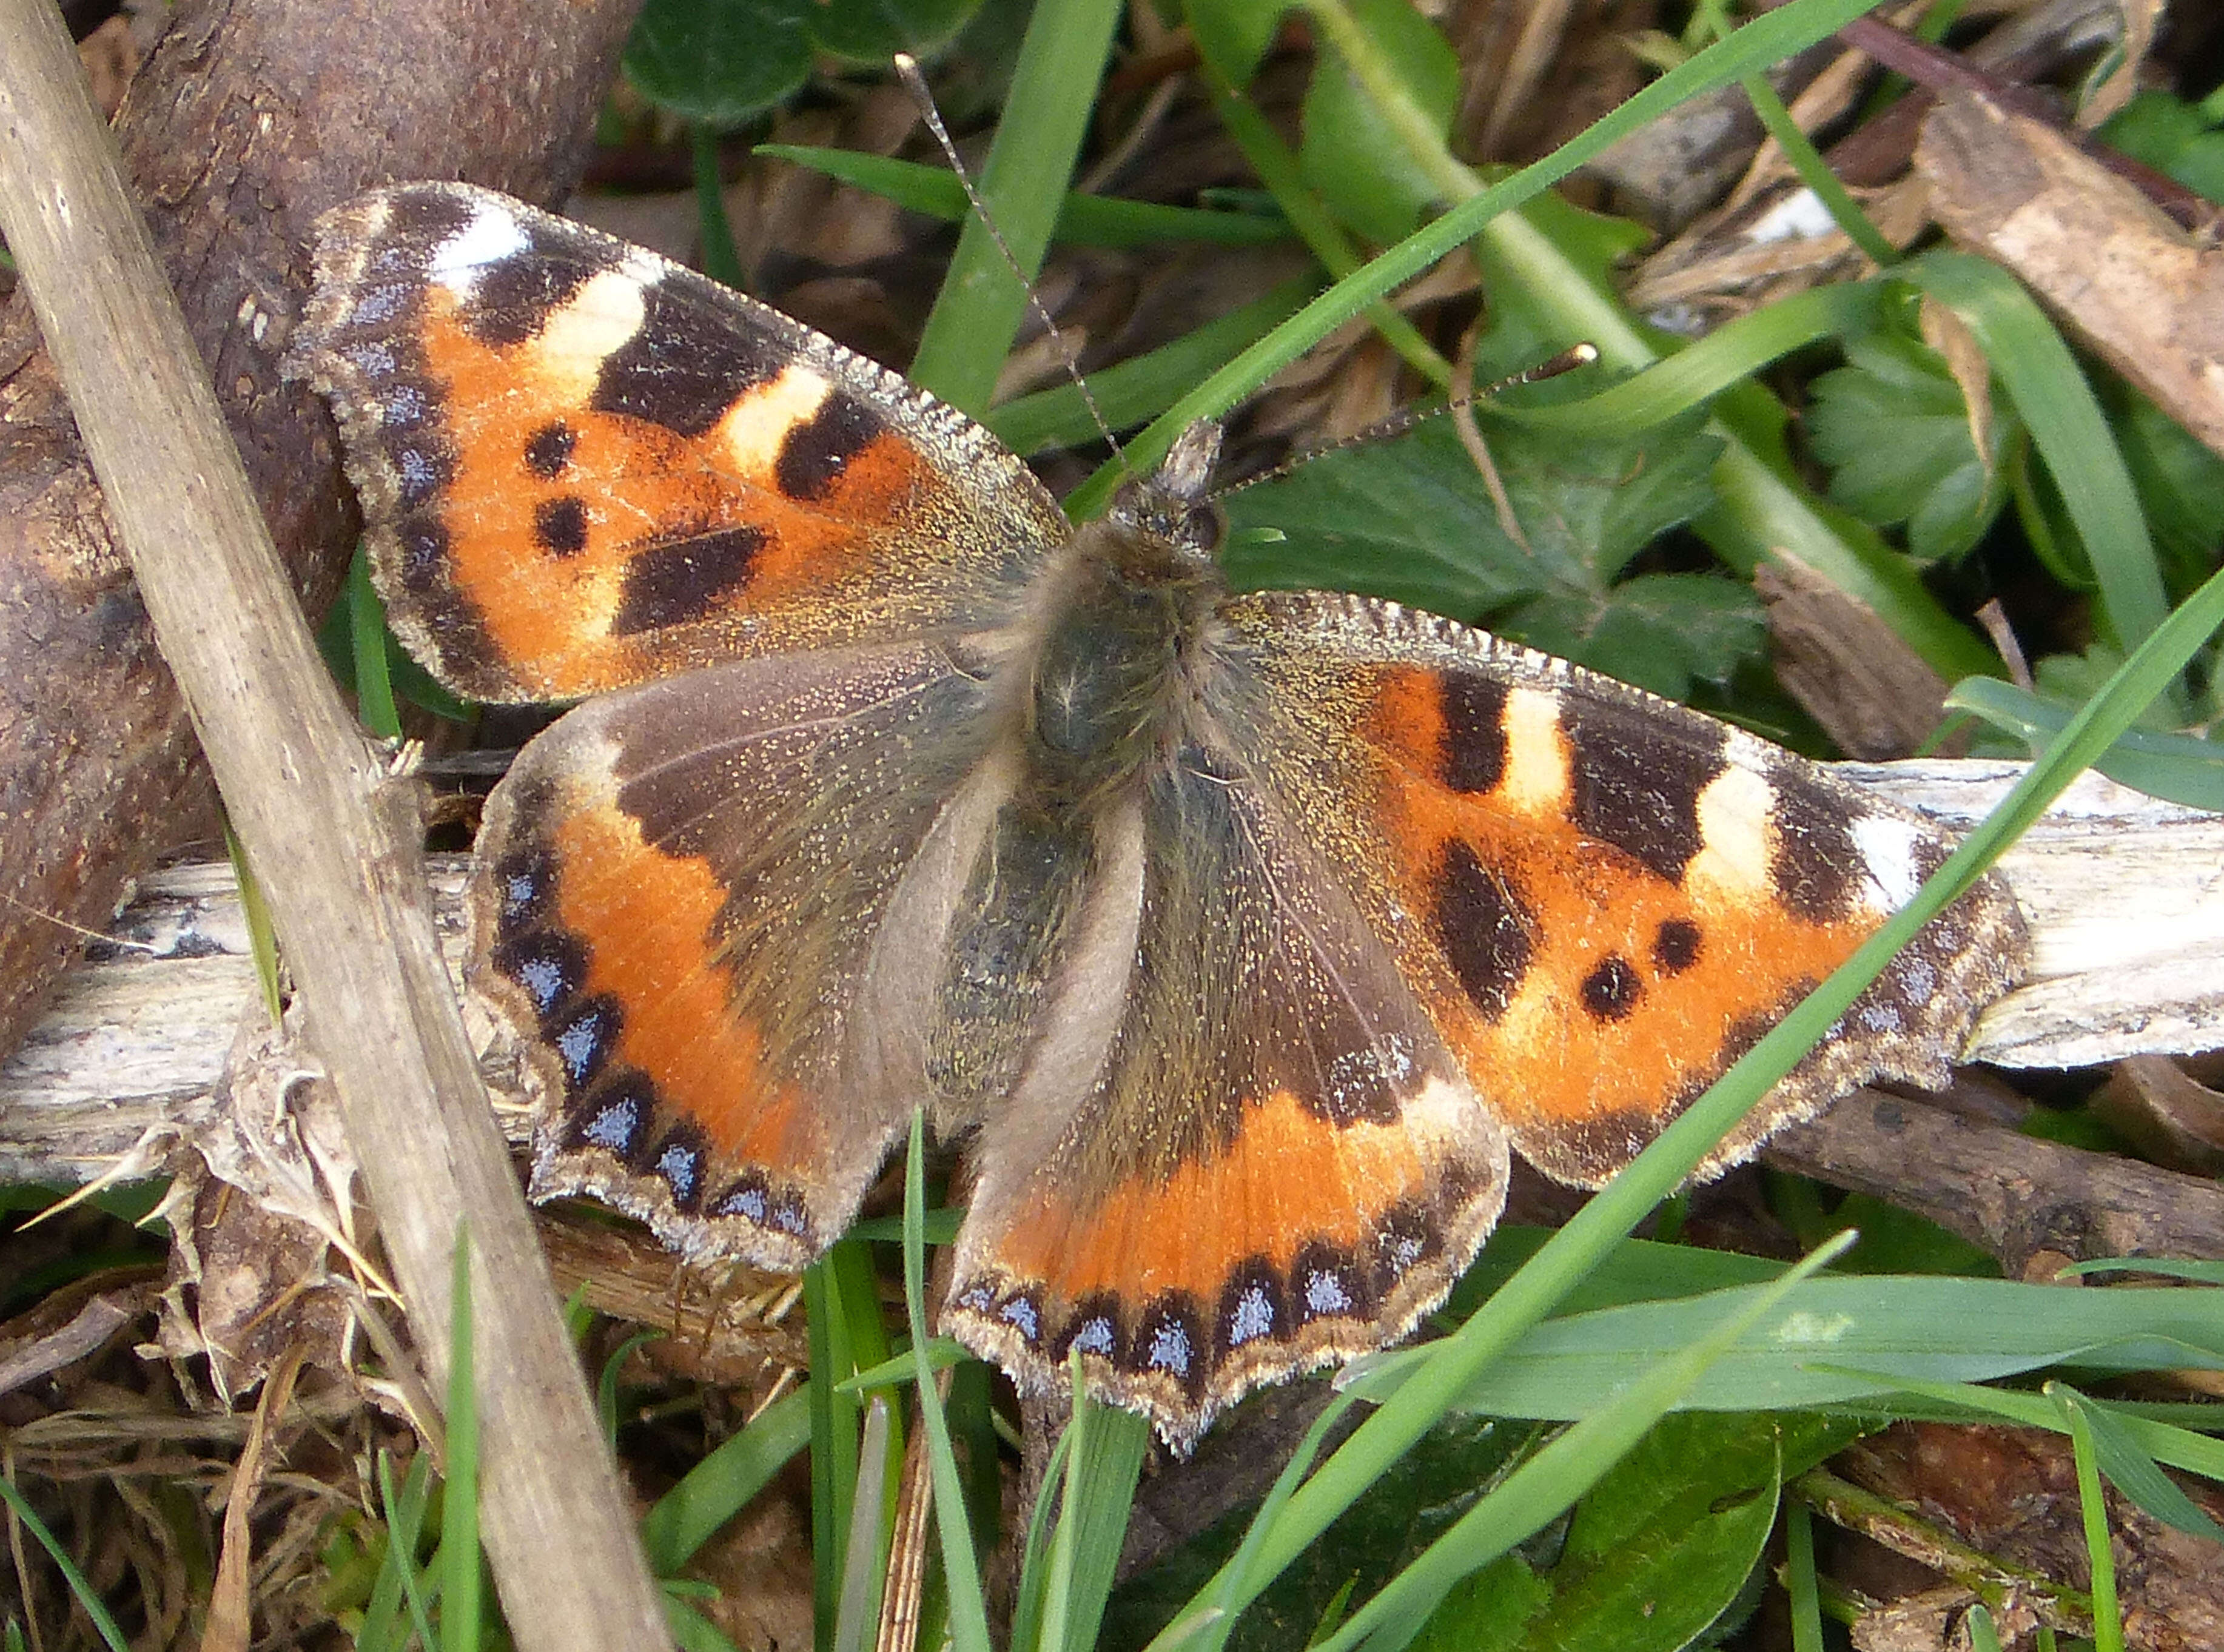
1184;503;1226;553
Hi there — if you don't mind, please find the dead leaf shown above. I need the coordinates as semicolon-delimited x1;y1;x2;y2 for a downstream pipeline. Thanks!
1918;90;2224;459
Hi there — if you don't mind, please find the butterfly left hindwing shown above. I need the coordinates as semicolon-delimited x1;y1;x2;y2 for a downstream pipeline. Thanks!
473;642;1004;1269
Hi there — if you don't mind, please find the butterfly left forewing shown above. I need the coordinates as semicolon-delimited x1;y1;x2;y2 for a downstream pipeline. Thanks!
1217;589;2028;1189
294;184;1070;703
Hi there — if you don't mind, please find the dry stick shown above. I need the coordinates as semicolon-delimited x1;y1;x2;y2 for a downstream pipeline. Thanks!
0;10;673;1651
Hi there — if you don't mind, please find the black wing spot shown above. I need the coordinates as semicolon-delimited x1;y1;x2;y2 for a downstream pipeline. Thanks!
524;420;577;478
1439;674;1509;794
533;495;590;559
775;393;885;502
1565;702;1725;884
1651;918;1702;975
1580;953;1643;1021
1434;841;1537;1021
611;528;767;636
591;279;782;437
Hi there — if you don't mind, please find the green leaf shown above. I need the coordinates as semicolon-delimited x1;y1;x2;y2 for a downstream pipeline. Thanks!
1415;1415;1825;1652
1312;1237;1859;1651
442;1231;483;1652
1225;411;1716;602
808;0;981;64
625;0;815;124
2108;388;2224;595
641;1389;811;1573
903;1113;992;1652
1805;331;2011;562
1912;250;2173;663
0;1477;132;1652
2099;90;2224;206
1406;1553;1550;1652
2055;1385;2224;1543
1349;1275;2224;1421
1503;572;1765;701
1948;676;2224;810
907;0;1124;411
625;0;986;125
1225;410;1752;697
1101;1414;1542;1652
1447;1228;1788;1323
1298;0;1461;244
758;147;1295;249
1220;423;1551;617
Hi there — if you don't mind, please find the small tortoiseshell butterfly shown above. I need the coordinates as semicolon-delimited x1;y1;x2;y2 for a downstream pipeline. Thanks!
294;183;2027;1446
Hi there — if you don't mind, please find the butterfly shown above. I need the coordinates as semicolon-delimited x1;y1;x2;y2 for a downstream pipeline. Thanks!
292;183;2027;1447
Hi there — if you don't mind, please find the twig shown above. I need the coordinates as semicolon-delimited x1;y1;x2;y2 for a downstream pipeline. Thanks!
0;10;671;1650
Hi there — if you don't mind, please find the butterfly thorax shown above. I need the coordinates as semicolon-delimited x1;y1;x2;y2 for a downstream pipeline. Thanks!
927;428;1229;1110
1015;423;1228;808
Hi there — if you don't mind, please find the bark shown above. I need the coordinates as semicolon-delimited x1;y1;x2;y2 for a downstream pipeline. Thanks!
0;0;642;1063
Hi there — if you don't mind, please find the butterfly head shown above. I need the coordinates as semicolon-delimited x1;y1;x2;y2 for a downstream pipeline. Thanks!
1104;421;1226;574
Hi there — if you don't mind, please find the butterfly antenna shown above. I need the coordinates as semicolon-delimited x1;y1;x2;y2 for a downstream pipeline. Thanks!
1213;343;1599;499
893;53;1126;466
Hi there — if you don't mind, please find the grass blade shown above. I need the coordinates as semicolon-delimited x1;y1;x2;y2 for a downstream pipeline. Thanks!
906;0;1124;411
2052;1385;2126;1652
1073;0;1918;514
754;147;1293;249
1040;1383;1147;1652
2052;1385;2224;1543
905;1110;993;1652
831;1397;894;1652
1345;1272;2224;1417
642;1388;812;1574
1913;251;2174;664
0;1472;132;1652
1312;1232;1856;1651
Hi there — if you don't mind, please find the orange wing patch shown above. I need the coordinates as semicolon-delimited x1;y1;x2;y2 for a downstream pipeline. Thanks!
1356;656;1984;1184
294;184;1067;704
383;285;938;700
990;1084;1460;1300
952;1073;1502;1442
474;758;836;1269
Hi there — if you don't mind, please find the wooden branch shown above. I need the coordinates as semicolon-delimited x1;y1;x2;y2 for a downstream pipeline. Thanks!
1767;1089;2224;1275
0;0;639;1078
0;10;671;1651
12;757;2219;1189
8;754;2224;1304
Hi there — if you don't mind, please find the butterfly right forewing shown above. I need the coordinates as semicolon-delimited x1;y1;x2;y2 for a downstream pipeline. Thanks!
1216;588;2028;1189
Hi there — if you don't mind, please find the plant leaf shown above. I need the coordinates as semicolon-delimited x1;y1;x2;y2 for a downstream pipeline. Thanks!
1806;330;2011;562
1298;0;1460;244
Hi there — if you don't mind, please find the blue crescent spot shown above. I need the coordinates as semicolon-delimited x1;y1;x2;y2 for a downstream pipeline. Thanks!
1146;1318;1193;1377
1226;1284;1275;1347
580;1096;640;1149
657;1144;700;1201
1305;1268;1353;1317
719;1185;768;1222
1069;1317;1115;1356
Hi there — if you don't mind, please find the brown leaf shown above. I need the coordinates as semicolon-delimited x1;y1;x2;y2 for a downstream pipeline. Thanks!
1918;90;2224;458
